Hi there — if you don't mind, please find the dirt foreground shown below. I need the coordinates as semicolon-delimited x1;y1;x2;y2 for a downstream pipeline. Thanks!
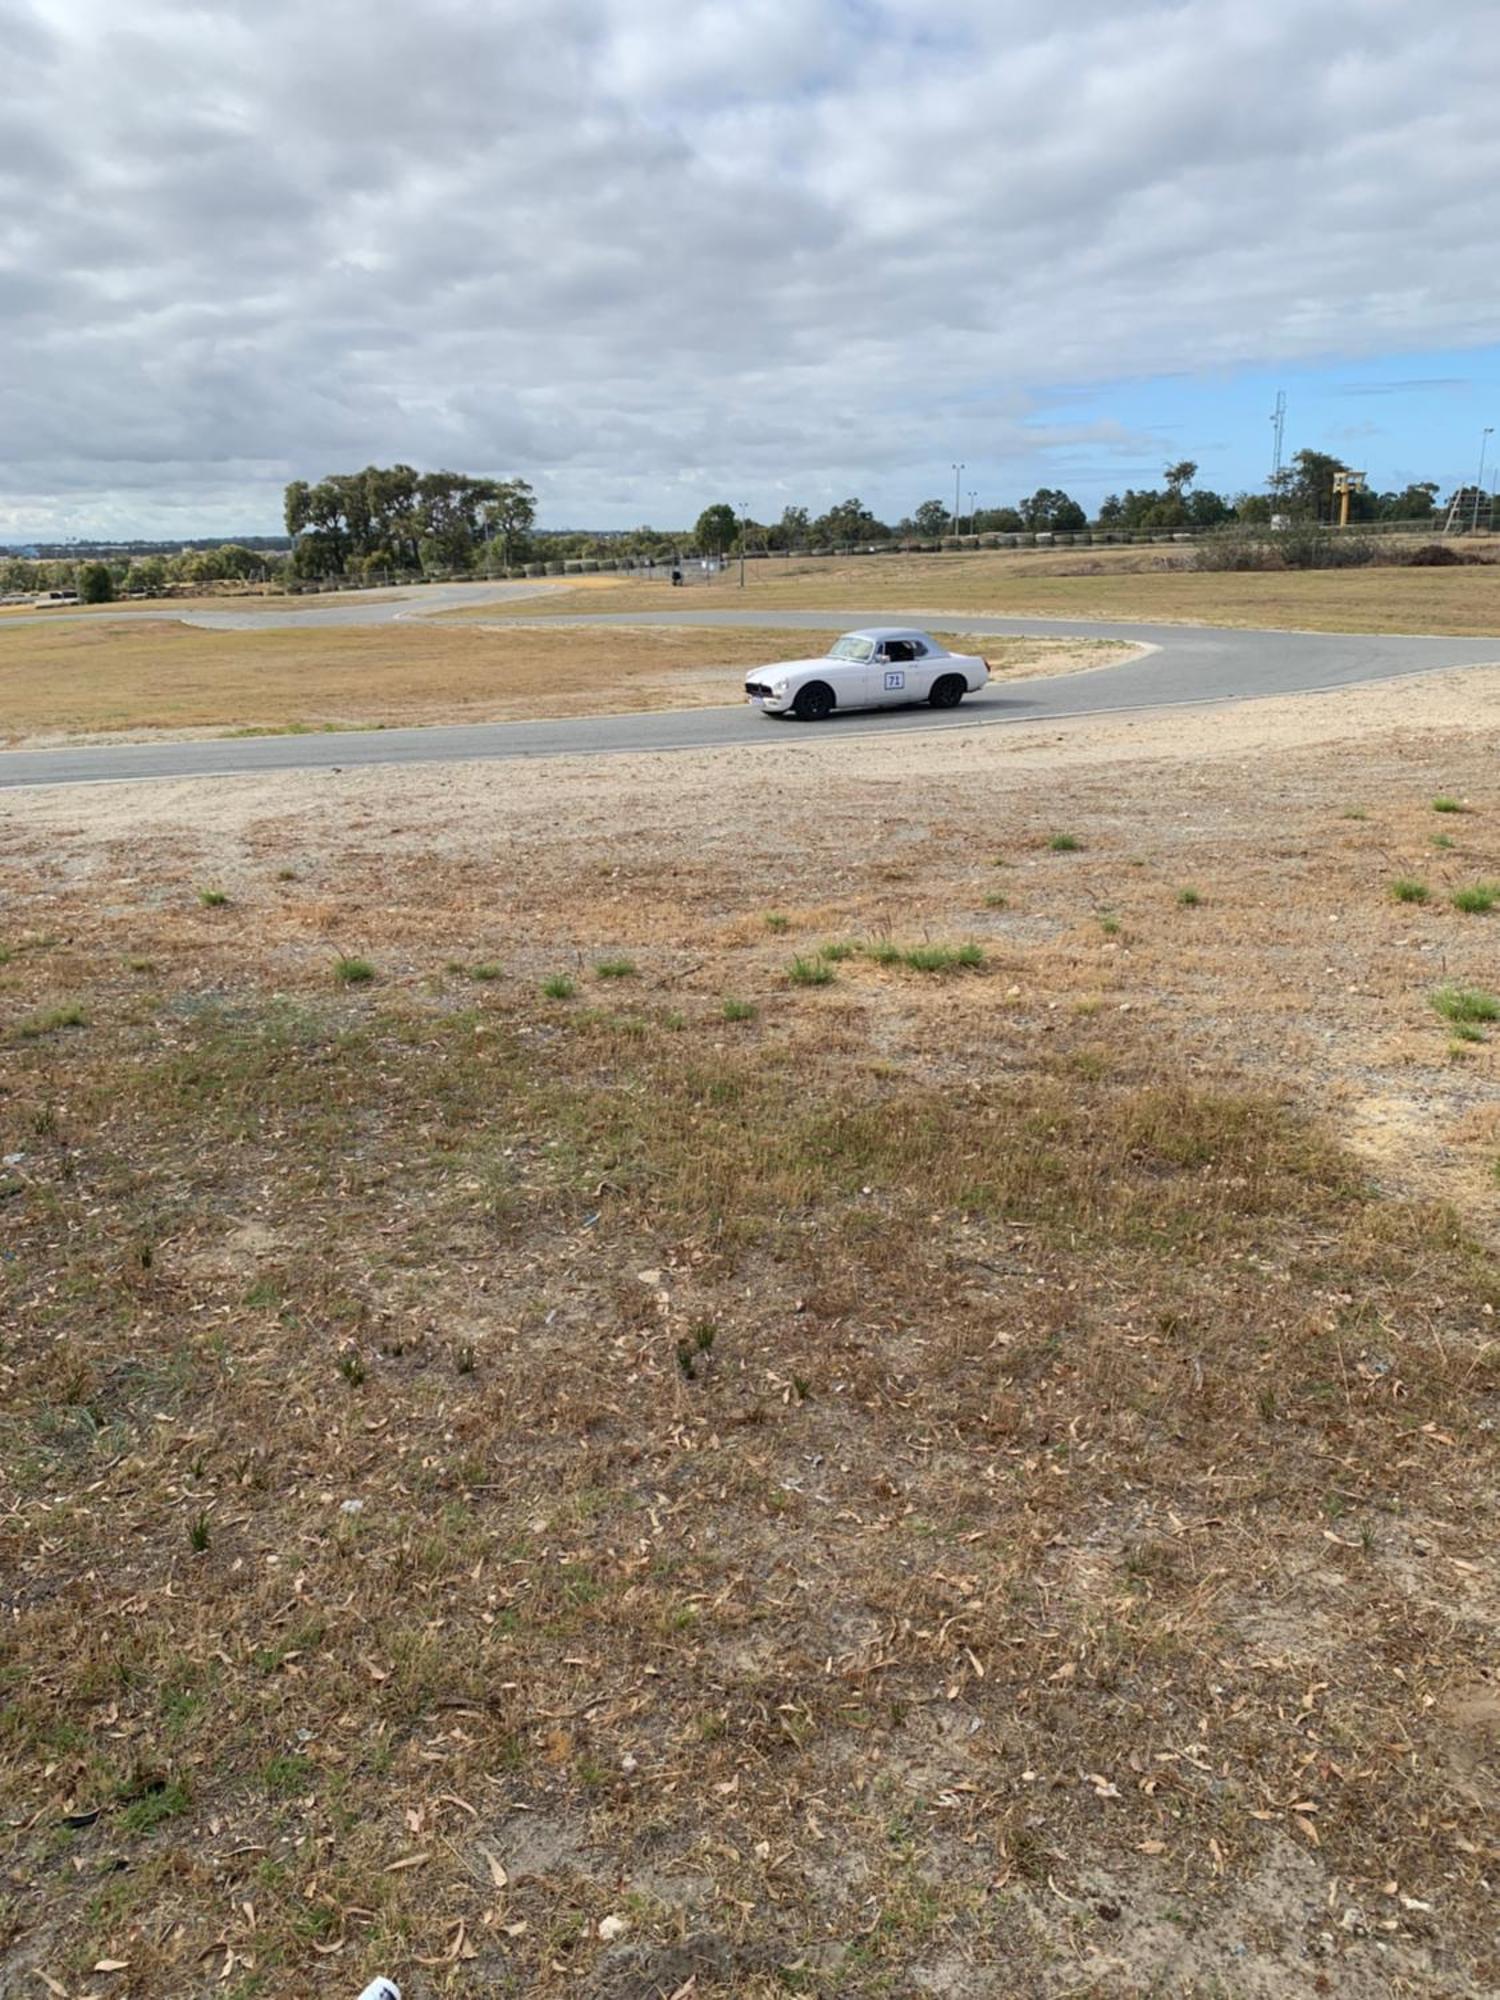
3;666;1499;1998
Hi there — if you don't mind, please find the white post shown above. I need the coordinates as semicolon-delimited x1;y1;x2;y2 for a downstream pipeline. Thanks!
1474;428;1493;532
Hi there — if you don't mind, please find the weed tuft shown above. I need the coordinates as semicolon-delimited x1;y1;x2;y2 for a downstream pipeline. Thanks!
542;974;576;1000
1176;887;1202;908
1432;796;1467;814
17;1003;86;1039
1450;882;1498;916
333;956;375;986
594;957;637;981
788;955;834;987
1431;985;1500;1025
901;941;984;974
197;888;230;908
764;912;791;933
1048;833;1083;852
721;998;756;1022
1391;878;1430;904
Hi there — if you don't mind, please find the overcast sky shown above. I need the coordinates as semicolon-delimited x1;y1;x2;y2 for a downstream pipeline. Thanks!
3;0;1499;538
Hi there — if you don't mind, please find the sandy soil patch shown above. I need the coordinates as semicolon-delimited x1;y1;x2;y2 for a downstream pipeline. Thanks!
3;661;1499;1998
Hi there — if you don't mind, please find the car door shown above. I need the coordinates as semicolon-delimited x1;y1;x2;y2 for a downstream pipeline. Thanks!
873;639;917;706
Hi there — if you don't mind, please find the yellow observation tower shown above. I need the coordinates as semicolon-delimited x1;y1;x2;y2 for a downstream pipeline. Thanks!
1331;469;1367;526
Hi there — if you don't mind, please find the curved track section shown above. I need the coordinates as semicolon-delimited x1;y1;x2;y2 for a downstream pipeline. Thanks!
1;607;1496;790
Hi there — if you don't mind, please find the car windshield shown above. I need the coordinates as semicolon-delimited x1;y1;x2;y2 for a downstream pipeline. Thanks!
827;635;875;662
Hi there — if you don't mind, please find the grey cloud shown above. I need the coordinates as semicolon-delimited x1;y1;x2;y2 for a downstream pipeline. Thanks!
3;0;1499;535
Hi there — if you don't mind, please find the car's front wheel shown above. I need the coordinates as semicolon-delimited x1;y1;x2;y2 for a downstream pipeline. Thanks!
792;681;835;721
929;673;967;709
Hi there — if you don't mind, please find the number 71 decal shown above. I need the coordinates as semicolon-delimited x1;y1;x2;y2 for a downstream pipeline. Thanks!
883;670;905;690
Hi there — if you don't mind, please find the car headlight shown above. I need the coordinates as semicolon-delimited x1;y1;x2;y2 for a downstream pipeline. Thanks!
771;680;788;696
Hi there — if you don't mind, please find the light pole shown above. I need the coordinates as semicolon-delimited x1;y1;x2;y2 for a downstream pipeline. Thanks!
1473;428;1493;533
952;462;964;537
739;504;747;588
968;490;978;538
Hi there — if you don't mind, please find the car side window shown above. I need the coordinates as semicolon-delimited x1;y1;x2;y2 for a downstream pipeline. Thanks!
908;641;927;657
886;640;914;662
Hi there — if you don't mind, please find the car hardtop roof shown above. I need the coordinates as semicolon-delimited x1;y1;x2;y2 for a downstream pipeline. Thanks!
839;626;935;644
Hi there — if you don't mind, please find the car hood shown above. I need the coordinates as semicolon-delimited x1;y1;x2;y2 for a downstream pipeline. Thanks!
747;655;847;679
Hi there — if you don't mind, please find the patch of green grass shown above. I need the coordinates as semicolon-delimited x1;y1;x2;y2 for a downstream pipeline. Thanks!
1048;833;1083;853
117;1779;190;1835
197;888;230;908
1341;807;1368;821
332;956;375;986
1176;887;1202;908
260;1754;314;1798
818;941;857;961
1433;833;1456;850
542;974;576;1000
1391;878;1430;904
721;998;757;1022
1450;882;1499;916
467;961;504;981
1098;913;1121;936
984;892;1009;911
594;957;637;981
1432;796;1467;814
764;913;791;934
16;1003;87;1039
864;939;903;966
788;955;835;987
900;942;984;974
1431;985;1500;1025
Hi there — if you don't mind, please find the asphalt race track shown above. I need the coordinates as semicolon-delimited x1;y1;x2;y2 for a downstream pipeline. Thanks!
2;584;1497;791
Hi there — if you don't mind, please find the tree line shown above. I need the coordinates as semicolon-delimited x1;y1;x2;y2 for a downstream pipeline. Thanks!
0;447;1460;600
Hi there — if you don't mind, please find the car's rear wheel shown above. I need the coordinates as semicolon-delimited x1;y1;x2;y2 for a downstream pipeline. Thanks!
792;681;835;721
929;673;967;709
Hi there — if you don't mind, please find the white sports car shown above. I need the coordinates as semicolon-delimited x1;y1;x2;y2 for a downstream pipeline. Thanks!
744;628;989;720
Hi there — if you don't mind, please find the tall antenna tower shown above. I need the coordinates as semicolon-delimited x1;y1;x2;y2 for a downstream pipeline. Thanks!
1269;390;1287;492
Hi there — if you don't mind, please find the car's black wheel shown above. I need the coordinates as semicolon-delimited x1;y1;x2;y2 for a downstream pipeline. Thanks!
792;681;835;721
929;673;967;709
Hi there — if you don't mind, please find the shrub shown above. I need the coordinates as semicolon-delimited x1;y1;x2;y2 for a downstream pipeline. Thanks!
1193;524;1379;571
542;974;576;1000
1048;833;1082;853
333;956;375;986
1391;879;1430;904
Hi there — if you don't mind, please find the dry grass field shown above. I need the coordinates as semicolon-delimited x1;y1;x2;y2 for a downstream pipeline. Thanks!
459;545;1500;636
3;664;1500;1998
0;620;1128;745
